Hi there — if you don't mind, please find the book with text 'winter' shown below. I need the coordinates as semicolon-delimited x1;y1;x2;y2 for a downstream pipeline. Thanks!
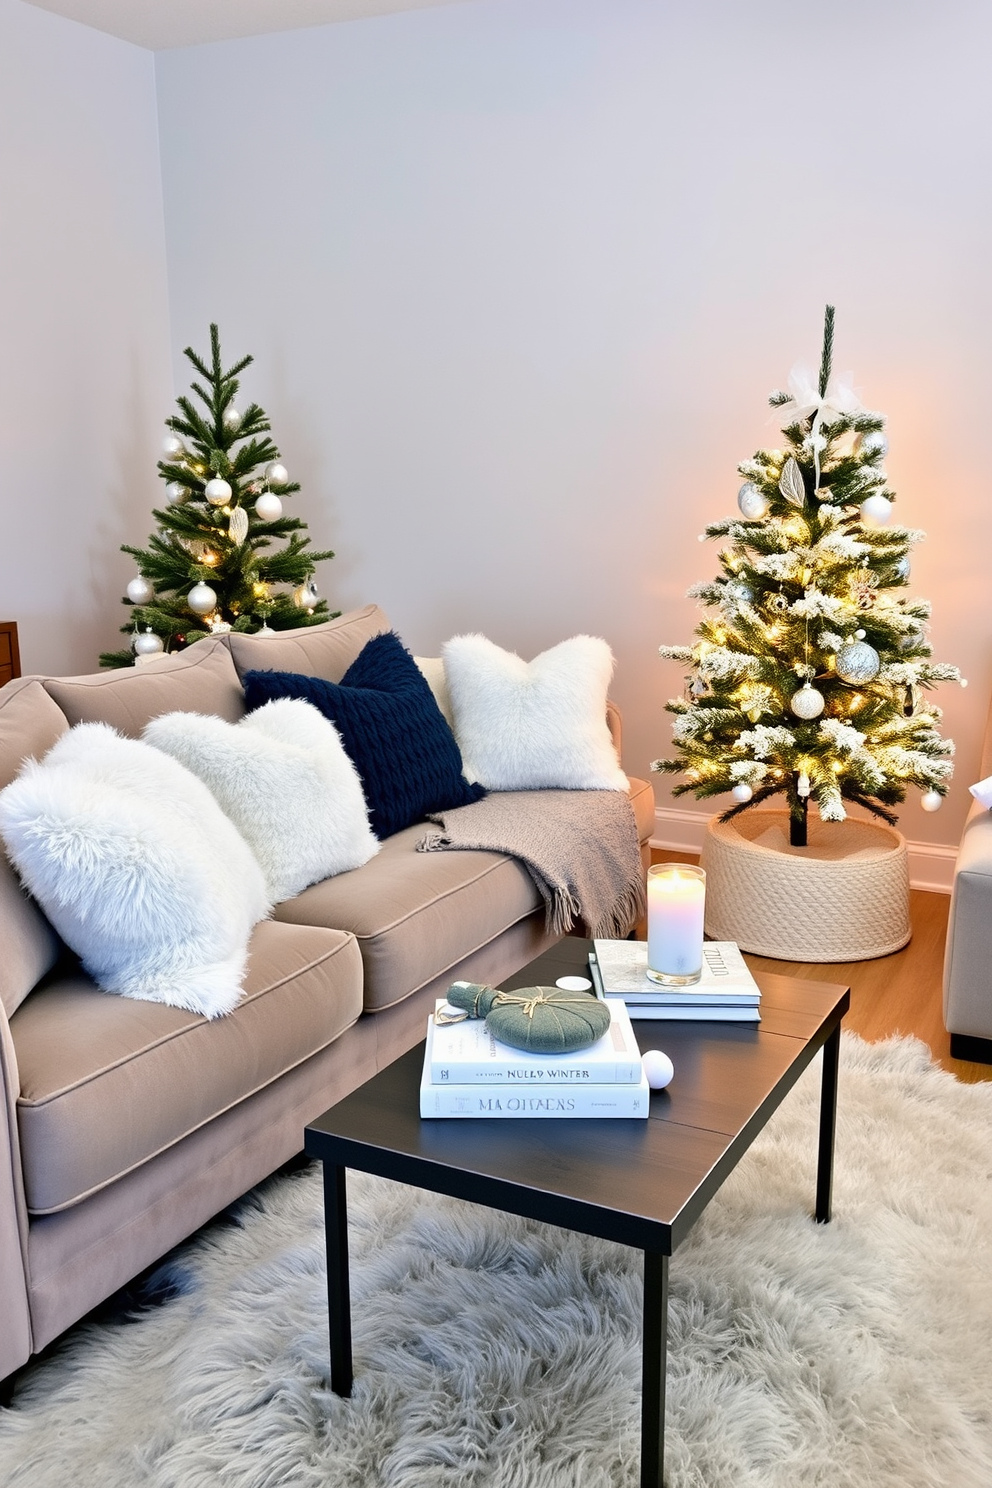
420;1018;651;1118
428;995;643;1085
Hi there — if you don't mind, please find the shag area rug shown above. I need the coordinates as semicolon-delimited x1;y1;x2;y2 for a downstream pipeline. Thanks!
2;1034;991;1488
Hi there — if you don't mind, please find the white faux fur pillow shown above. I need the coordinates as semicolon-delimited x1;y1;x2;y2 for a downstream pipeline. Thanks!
0;724;270;1018
441;634;628;792
144;698;379;902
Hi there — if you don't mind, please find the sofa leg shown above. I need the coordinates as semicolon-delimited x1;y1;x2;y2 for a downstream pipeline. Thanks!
950;1032;992;1065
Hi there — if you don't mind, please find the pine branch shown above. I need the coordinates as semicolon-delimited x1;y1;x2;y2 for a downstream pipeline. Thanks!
818;304;835;397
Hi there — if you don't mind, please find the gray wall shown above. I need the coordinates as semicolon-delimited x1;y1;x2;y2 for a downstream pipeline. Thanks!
0;0;173;674
155;0;992;854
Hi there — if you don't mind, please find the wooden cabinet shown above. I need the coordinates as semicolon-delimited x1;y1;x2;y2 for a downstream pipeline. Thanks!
0;622;20;687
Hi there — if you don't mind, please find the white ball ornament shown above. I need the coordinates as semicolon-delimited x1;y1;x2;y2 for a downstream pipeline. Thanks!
731;783;753;803
642;1049;674;1091
126;575;153;605
162;434;184;458
254;493;284;522
222;405;241;431
265;461;289;487
204;476;233;507
860;494;892;527
836;640;880;684
790;684;826;720
187;582;218;616
133;627;163;657
921;790;943;813
165;481;190;503
737;482;770;519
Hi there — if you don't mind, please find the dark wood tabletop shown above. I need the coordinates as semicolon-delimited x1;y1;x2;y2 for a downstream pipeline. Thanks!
305;938;850;1255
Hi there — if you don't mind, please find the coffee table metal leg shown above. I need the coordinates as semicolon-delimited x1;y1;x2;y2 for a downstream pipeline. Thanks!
641;1250;669;1488
322;1162;353;1396
816;1022;841;1224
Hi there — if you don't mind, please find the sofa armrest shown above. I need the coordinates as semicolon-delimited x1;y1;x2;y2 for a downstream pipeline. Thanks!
0;1008;32;1380
606;700;622;759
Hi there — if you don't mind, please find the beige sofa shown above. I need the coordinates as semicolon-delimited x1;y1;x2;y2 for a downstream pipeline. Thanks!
0;604;655;1382
943;688;992;1063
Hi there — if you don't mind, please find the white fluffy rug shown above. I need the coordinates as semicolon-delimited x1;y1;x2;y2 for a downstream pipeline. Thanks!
3;1034;992;1488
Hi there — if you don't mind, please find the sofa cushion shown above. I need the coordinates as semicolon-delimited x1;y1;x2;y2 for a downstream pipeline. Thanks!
225;604;390;684
0;679;68;1017
13;921;363;1215
442;634;629;791
0;724;270;1019
273;819;542;1012
244;632;485;840
43;638;244;736
144;699;379;903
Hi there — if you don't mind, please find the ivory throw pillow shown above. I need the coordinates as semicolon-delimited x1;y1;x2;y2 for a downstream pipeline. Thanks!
441;633;628;792
144;698;379;902
0;724;270;1019
243;631;485;839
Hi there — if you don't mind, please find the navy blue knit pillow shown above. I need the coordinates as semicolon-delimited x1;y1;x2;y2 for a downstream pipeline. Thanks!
242;632;485;839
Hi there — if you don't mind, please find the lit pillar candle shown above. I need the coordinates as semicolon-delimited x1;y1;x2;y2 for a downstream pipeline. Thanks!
646;864;706;985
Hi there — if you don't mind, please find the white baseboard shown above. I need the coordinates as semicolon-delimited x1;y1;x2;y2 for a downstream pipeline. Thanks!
651;807;956;895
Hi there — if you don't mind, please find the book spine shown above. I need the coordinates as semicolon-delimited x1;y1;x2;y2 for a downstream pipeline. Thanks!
621;1005;760;1022
420;1081;651;1119
428;1059;643;1086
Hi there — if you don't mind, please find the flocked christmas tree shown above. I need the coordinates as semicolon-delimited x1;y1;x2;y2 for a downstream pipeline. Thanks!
653;306;964;847
101;324;336;667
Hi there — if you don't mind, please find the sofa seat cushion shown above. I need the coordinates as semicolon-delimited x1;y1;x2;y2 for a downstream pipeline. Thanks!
273;820;543;1013
13;921;363;1215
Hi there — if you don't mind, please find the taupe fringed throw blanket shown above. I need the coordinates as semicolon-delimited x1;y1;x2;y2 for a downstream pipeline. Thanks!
418;789;646;939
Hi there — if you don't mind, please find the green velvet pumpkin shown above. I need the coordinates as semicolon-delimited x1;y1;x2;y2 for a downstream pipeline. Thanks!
445;980;611;1054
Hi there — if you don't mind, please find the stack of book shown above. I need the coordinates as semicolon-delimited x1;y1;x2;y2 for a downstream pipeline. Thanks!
419;996;650;1118
589;940;761;1023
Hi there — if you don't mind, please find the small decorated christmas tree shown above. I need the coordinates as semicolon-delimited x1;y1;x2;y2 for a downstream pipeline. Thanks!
101;324;336;667
653;306;964;847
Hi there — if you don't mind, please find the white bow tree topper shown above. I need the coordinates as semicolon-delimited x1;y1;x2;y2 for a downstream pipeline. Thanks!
653;305;963;848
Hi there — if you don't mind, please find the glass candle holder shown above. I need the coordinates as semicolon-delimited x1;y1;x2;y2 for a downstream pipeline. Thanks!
646;864;706;985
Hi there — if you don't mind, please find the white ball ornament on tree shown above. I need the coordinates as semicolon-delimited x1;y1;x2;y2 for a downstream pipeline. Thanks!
204;476;233;507
222;406;241;431
187;582;218;616
858;430;889;460
836;640;880;684
790;683;826;719
737;482;769;519
731;783;753;803
265;461;289;487
126;575;153;605
162;434;184;458
860;494;892;527
133;627;163;657
165;481;190;504
921;790;943;813
254;492;284;522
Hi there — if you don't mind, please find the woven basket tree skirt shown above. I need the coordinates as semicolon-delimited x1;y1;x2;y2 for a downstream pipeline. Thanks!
700;810;911;962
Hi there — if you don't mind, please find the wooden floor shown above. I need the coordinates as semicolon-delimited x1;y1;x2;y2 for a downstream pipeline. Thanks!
647;849;992;1086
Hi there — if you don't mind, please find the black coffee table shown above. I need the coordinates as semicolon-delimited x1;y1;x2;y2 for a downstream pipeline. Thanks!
305;939;849;1488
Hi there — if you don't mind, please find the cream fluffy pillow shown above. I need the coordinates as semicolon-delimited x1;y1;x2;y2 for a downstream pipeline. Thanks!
0;724;269;1018
441;634;628;791
144;698;379;902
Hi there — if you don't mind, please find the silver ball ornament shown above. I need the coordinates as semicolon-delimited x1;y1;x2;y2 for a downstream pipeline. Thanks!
187;582;218;616
295;578;319;610
731;783;753;803
162;434;184;458
165;481;190;503
133;627;163;657
737;482;769;520
836;641;880;684
859;430;889;460
265;461;289;487
204;476;233;507
254;493;284;522
920;790;943;813
222;406;241;430
860;494;892;527
790;684;826;719
894;556;911;581
126;575;153;605
726;579;754;603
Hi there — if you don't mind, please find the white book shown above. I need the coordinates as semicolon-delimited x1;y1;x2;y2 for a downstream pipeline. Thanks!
591;940;761;1005
420;1020;651;1119
428;996;642;1086
619;1003;761;1023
